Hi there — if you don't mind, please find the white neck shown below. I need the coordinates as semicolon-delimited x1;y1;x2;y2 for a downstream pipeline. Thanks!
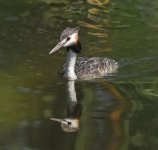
64;49;77;80
67;81;77;103
67;81;78;119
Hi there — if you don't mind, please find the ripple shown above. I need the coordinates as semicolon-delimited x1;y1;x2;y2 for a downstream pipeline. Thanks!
87;0;110;7
5;16;19;22
88;32;108;38
78;21;104;30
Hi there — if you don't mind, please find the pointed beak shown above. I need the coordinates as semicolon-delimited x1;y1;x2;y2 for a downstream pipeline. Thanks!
50;118;67;124
49;38;67;54
49;42;63;54
49;26;80;54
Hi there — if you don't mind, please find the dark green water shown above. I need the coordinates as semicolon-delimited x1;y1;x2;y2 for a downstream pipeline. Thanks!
0;0;158;149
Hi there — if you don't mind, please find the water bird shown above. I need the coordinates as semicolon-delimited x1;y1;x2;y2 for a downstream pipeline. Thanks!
50;81;82;132
50;118;79;132
49;27;118;80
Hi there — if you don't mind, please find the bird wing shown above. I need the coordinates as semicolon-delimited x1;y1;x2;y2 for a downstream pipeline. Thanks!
76;57;118;74
62;57;118;79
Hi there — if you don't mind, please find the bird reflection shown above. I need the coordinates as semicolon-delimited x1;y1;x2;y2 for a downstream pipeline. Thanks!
50;81;82;132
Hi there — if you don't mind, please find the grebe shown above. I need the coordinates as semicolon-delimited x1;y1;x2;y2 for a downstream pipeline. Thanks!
49;27;118;80
51;81;82;132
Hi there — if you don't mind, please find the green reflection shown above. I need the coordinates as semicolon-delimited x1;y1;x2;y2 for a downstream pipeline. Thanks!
0;0;158;149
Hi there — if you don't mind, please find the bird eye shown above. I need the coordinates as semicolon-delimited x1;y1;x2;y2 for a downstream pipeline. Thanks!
67;121;71;125
67;37;70;41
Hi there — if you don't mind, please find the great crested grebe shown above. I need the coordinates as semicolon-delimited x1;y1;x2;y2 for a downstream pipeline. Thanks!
51;81;82;132
49;27;118;80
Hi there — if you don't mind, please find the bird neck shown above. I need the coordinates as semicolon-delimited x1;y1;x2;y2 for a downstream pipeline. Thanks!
65;49;77;80
67;81;77;103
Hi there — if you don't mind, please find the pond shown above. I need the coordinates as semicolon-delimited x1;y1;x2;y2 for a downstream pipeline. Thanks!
0;0;158;149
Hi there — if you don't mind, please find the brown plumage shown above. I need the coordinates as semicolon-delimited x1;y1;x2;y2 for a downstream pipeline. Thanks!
50;27;118;80
62;57;118;80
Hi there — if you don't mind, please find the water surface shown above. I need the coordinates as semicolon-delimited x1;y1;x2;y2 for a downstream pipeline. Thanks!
0;0;158;149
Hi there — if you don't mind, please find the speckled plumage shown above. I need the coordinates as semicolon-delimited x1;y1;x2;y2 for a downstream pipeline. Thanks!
50;27;118;80
62;56;118;80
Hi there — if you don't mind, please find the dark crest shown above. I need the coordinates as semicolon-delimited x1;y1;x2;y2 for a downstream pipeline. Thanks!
60;27;80;41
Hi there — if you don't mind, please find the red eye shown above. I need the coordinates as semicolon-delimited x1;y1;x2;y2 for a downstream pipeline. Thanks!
67;37;70;41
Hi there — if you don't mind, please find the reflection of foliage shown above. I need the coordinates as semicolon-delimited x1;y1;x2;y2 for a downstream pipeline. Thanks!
87;0;110;6
116;78;158;102
0;0;158;149
114;78;158;150
141;79;158;98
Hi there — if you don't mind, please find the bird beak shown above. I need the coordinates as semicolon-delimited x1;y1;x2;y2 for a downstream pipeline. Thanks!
49;26;80;54
50;118;67;124
49;38;67;54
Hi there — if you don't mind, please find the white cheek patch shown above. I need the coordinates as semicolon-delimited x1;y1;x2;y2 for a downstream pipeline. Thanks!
70;33;78;41
63;32;78;47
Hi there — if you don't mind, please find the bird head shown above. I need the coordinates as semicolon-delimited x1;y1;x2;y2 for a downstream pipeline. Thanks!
49;27;80;54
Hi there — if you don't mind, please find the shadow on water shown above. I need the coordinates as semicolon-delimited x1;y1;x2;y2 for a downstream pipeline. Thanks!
0;0;158;150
